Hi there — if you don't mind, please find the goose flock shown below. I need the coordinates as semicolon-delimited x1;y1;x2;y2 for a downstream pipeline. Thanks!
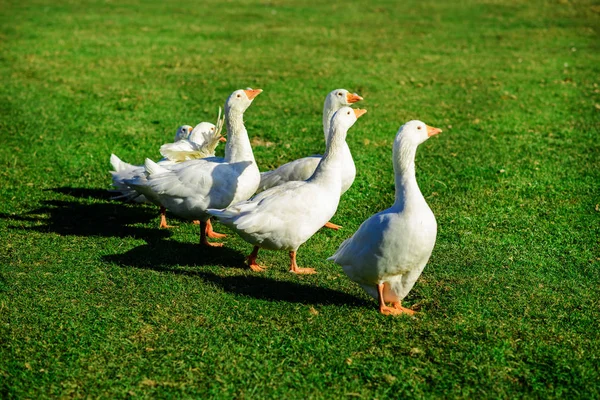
109;88;442;315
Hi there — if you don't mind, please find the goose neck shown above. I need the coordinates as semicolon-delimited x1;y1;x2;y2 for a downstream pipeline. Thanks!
309;124;346;183
393;141;421;207
224;107;255;164
322;105;337;144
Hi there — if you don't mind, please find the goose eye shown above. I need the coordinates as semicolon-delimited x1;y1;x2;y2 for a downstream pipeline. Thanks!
338;92;342;96
236;94;241;98
347;111;350;115
417;126;422;130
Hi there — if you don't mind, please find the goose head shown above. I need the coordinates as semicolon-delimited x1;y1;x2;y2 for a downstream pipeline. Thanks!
326;89;363;110
225;88;263;114
174;125;194;141
329;106;367;142
323;89;363;140
188;122;217;145
396;120;442;147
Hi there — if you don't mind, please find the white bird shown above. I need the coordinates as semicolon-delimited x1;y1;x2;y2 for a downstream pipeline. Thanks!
110;124;193;228
125;88;263;246
328;120;442;315
257;89;362;230
208;106;367;274
159;109;226;162
110;116;224;229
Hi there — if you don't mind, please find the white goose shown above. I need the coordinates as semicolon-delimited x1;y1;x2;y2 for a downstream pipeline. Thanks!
208;106;367;274
328;120;442;315
110;116;224;229
110;125;194;229
258;89;362;230
125;88;263;246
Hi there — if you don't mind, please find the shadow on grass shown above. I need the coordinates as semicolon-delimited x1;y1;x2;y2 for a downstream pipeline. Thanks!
48;186;115;201
105;241;369;307
194;271;370;307
103;239;245;270
1;199;170;240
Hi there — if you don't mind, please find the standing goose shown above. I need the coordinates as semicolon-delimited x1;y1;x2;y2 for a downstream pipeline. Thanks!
208;106;367;274
125;88;263;246
258;89;362;230
328;120;442;315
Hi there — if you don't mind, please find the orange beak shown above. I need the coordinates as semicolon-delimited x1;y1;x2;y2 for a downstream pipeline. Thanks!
346;93;363;104
244;88;263;100
427;125;442;137
219;136;227;143
353;108;367;118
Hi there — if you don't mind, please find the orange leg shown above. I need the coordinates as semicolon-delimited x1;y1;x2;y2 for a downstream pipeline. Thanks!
323;221;342;230
193;220;200;225
205;219;227;238
288;251;316;275
377;283;403;315
159;206;175;229
246;246;266;272
200;220;223;247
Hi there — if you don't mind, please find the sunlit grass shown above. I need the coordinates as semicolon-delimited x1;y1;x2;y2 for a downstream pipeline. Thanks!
1;0;599;398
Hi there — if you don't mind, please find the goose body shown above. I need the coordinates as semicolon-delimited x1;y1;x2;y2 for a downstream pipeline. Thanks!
125;89;263;246
109;125;195;204
328;120;442;315
208;106;367;274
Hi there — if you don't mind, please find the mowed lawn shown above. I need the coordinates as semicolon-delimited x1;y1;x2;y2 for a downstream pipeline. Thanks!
1;0;599;398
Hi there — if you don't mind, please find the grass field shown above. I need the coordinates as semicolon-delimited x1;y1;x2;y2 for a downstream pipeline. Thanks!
1;0;599;398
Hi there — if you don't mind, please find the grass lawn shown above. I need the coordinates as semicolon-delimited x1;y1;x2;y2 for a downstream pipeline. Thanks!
1;0;599;397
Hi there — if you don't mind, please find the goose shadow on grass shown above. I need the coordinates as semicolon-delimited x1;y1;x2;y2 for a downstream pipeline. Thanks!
49;186;116;201
195;271;369;307
1;198;170;240
103;238;247;270
104;241;370;308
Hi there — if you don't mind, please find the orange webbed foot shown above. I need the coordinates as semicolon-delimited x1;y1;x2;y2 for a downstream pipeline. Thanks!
199;220;224;247
159;217;176;229
206;219;227;238
207;231;227;239
192;220;201;225
289;267;317;275
377;284;414;316
288;251;316;274
247;261;266;272
392;302;416;315
379;305;404;315
159;207;176;229
323;221;342;230
246;246;265;272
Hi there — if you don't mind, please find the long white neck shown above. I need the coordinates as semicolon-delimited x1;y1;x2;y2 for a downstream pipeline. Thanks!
224;107;255;164
323;96;345;145
323;100;353;168
393;139;423;210
310;121;347;185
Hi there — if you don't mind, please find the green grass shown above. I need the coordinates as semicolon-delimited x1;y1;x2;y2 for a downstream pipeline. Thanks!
1;0;599;398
